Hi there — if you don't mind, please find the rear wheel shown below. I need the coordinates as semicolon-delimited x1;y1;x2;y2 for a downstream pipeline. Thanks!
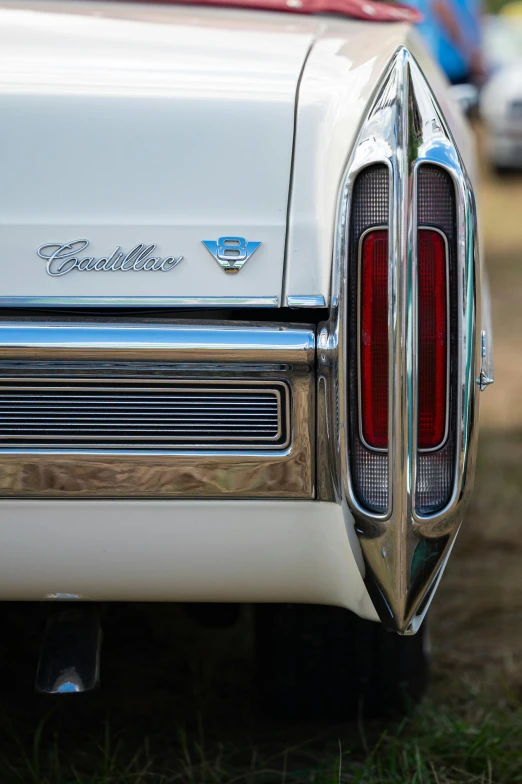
255;604;429;719
493;163;518;177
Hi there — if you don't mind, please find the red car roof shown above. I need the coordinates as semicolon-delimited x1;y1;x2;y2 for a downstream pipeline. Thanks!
131;0;421;24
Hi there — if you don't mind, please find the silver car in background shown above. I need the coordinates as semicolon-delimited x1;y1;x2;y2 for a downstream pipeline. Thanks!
481;14;522;172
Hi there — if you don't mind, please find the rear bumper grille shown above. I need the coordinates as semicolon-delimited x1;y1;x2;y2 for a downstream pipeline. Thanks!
0;320;314;499
0;380;288;450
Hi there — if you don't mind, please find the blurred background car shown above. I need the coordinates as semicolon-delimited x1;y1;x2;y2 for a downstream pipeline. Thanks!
410;0;486;85
481;8;522;171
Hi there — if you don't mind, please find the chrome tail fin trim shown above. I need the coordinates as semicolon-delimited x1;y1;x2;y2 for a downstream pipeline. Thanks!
318;47;485;634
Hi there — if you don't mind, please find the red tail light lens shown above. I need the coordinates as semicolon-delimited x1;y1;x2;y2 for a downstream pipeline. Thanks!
360;229;388;450
359;227;447;452
418;228;447;450
349;164;455;515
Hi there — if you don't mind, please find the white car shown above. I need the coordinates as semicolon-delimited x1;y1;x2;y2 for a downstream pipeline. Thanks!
0;0;493;715
481;15;522;171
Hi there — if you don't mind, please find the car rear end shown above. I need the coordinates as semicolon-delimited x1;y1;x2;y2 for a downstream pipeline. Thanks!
0;0;492;706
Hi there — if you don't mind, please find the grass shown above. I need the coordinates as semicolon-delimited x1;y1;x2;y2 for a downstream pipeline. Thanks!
2;694;522;783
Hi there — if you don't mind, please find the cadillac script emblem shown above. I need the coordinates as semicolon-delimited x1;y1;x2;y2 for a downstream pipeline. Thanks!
202;236;261;273
38;240;183;277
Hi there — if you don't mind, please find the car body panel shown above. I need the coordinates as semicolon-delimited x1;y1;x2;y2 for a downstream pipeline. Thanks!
0;499;378;620
0;2;479;309
0;1;321;306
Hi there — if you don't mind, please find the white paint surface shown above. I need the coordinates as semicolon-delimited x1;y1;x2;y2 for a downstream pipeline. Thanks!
0;499;378;620
0;1;319;303
0;3;475;307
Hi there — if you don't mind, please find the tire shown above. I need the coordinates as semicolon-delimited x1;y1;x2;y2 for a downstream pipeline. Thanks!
493;163;517;177
184;602;241;628
255;604;429;720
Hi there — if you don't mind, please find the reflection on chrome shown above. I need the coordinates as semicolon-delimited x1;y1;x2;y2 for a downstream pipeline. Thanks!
0;295;280;308
286;295;327;308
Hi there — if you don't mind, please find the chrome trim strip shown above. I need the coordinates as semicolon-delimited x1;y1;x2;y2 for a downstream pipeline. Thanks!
0;322;315;364
0;296;280;308
286;295;326;308
317;47;482;634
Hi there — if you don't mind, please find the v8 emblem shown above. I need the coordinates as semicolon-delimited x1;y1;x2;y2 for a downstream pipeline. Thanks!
202;236;261;274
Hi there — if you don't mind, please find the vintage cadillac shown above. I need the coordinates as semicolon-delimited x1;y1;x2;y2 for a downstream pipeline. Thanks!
0;0;493;713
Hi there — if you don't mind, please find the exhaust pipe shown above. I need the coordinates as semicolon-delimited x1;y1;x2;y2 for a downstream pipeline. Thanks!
35;605;102;694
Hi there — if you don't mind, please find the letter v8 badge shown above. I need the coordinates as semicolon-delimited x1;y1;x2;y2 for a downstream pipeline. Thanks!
202;236;261;274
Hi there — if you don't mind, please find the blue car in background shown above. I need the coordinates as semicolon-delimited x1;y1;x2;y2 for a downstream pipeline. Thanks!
411;0;485;84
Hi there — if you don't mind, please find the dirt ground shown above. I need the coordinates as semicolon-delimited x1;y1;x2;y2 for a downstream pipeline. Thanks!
430;152;522;707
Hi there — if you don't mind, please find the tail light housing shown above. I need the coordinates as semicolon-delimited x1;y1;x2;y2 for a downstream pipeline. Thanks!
317;47;487;633
348;164;457;516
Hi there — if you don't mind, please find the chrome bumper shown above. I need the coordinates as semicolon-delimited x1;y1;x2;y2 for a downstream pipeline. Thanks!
0;320;315;499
